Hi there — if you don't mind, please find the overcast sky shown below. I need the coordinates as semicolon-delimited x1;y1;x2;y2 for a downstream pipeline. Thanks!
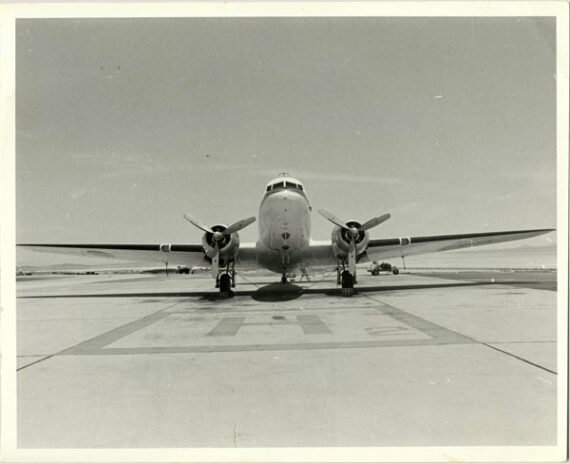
16;17;557;249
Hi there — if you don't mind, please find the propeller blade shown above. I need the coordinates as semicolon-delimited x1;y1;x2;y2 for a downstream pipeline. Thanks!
359;213;391;232
211;242;219;279
224;216;256;235
183;213;213;234
318;209;349;230
348;239;357;277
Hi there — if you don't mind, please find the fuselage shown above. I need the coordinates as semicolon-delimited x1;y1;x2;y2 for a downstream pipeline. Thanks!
256;176;312;273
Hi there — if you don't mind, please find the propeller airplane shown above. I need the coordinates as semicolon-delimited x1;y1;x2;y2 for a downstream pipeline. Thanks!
19;174;554;297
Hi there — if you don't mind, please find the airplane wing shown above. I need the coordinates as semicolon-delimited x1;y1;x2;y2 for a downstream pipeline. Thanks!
362;228;554;262
18;243;259;268
301;228;554;265
19;229;554;269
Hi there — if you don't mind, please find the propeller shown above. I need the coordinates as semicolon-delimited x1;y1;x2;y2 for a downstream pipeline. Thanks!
183;213;256;278
318;209;391;276
211;240;220;280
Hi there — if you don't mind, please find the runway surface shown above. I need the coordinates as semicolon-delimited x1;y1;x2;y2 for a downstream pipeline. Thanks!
16;269;558;448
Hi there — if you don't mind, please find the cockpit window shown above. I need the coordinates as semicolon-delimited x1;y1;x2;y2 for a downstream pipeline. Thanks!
266;180;305;192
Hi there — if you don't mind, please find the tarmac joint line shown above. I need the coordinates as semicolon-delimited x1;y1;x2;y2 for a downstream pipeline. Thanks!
482;343;557;375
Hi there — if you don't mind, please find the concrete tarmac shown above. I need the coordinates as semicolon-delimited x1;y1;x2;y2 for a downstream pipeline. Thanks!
16;269;557;448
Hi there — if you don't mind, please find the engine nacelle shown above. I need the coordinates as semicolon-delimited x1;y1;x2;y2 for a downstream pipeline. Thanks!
331;220;370;259
201;224;240;265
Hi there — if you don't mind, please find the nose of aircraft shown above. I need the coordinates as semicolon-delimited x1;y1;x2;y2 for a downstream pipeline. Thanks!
261;188;311;251
264;188;306;211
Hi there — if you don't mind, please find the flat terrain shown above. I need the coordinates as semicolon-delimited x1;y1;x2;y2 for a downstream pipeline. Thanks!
16;269;558;448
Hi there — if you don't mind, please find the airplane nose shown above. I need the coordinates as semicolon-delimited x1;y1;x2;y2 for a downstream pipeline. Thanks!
260;188;310;251
265;189;303;206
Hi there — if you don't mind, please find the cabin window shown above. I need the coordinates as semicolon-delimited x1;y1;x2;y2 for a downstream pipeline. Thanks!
266;185;271;192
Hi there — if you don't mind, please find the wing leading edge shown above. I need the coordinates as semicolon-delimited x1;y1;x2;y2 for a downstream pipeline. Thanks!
18;243;207;267
363;228;555;262
18;243;261;268
300;228;554;266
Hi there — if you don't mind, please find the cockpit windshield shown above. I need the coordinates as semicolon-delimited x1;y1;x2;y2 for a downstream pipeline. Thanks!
266;180;304;192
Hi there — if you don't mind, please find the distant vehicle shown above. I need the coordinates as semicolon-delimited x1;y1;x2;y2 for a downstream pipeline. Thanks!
190;266;209;274
367;262;399;275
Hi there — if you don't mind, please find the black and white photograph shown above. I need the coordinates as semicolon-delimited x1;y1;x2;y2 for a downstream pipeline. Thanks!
1;2;568;462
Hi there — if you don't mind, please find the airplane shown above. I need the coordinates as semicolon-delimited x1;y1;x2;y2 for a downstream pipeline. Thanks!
19;174;554;297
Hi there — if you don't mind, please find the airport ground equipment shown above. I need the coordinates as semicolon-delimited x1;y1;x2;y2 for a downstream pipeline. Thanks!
367;262;400;275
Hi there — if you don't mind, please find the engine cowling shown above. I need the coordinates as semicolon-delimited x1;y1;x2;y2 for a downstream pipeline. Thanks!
201;224;240;265
331;220;370;259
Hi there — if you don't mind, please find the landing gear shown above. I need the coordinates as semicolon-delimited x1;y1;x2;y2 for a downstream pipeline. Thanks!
218;273;233;298
336;262;355;296
341;270;354;296
281;274;288;284
215;262;236;298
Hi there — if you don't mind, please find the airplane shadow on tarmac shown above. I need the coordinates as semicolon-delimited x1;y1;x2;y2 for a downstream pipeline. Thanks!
20;281;504;302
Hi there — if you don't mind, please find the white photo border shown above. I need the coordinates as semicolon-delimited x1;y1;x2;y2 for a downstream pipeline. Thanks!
1;2;568;462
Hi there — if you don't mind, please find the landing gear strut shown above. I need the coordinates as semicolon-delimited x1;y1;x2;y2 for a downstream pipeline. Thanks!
215;262;236;298
281;274;288;284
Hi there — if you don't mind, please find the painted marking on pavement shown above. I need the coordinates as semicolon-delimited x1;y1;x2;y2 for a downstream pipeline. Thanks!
208;317;247;336
297;315;333;335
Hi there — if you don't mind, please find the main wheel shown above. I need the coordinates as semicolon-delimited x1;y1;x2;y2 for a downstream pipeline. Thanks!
341;270;354;296
219;273;233;298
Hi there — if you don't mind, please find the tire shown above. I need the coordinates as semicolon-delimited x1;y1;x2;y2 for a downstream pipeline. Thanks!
342;288;353;296
341;270;354;296
219;273;231;293
392;268;399;275
341;270;353;287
